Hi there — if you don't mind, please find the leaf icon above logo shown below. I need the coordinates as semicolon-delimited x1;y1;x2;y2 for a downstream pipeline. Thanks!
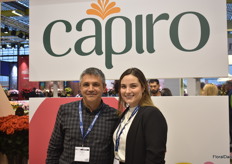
86;0;121;20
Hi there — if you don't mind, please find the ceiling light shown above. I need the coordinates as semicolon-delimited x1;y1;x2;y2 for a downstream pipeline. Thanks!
4;27;9;34
12;10;23;17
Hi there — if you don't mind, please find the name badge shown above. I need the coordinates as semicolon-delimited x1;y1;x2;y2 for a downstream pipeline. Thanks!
113;158;120;164
74;147;90;162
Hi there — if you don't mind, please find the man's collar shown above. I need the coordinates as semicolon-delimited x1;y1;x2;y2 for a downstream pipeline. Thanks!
82;100;104;114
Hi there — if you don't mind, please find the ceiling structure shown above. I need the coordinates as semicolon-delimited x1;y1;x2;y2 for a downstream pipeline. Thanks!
0;0;232;46
0;0;29;46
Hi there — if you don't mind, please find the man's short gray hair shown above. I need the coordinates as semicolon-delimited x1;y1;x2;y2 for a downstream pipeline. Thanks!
80;67;106;84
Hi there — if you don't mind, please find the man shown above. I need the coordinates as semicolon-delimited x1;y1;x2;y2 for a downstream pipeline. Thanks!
148;79;162;96
46;67;119;164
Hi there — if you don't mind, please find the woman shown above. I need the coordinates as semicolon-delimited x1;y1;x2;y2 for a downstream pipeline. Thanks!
202;83;218;96
113;68;168;164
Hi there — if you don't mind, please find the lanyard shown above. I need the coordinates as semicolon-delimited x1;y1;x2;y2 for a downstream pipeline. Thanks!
79;101;101;144
115;106;139;152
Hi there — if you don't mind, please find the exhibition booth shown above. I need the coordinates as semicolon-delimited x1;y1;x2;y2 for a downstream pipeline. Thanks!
0;0;231;164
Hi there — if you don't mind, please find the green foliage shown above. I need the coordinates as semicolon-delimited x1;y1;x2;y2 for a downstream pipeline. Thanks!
0;130;28;158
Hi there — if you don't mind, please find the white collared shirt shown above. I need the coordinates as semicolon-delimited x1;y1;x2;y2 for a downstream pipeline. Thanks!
113;107;138;162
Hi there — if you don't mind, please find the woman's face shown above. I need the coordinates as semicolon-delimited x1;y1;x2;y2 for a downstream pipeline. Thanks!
120;74;144;108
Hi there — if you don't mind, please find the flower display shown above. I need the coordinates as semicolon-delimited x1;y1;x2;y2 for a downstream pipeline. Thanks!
21;88;31;94
65;87;72;93
0;115;28;134
8;89;19;96
0;115;29;159
10;101;23;110
65;87;73;96
21;88;31;99
10;101;29;115
22;102;29;115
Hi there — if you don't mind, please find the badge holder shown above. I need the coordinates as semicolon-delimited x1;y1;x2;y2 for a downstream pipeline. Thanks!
74;147;90;162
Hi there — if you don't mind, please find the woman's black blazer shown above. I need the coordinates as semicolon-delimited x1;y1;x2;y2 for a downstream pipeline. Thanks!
118;106;168;164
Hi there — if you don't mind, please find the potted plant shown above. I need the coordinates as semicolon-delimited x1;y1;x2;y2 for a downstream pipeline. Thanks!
0;115;29;164
21;89;31;100
65;87;72;97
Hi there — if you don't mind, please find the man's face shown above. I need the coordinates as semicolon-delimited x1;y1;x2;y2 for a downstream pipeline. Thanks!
80;74;105;105
149;82;160;95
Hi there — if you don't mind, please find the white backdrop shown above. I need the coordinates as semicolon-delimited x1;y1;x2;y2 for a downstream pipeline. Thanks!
153;96;230;164
30;0;228;81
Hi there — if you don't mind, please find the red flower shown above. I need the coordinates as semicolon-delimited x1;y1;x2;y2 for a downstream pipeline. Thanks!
6;127;14;135
0;115;29;158
21;88;31;94
0;115;29;134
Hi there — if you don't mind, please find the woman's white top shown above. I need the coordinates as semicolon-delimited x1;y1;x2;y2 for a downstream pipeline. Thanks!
113;107;138;162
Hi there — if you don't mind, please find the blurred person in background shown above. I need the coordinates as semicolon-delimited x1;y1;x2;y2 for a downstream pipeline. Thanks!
202;83;218;96
161;88;172;96
200;82;205;95
148;79;162;96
